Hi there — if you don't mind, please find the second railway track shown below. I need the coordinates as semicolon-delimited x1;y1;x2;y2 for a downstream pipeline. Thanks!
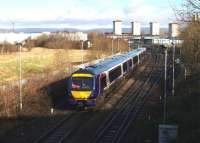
89;49;163;143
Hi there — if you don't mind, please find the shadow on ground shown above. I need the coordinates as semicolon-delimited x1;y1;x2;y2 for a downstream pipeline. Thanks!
42;77;77;110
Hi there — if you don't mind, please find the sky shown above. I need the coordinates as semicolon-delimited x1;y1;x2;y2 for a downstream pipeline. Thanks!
0;0;183;29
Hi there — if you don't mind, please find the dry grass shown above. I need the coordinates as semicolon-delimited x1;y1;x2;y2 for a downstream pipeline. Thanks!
0;31;130;119
0;42;128;117
0;47;91;83
0;47;93;117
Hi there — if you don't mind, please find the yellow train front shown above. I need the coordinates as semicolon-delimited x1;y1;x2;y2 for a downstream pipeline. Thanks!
68;70;99;106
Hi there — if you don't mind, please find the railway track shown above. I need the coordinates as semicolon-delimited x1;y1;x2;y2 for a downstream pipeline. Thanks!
89;50;163;143
30;65;149;143
31;49;162;143
89;71;158;143
32;112;76;143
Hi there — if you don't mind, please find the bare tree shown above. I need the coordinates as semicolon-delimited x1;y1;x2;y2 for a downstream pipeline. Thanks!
176;0;200;75
173;0;200;22
188;0;200;10
88;32;129;59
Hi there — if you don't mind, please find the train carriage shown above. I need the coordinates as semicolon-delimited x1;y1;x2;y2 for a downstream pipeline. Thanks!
67;48;146;106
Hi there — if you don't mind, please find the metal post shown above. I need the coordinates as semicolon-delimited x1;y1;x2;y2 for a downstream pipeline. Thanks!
139;38;141;47
19;44;23;111
111;38;113;55
117;38;119;52
81;40;83;64
172;42;175;96
128;40;130;51
185;68;187;80
12;22;15;33
163;49;167;123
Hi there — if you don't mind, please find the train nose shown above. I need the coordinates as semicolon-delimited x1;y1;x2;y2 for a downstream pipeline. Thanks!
71;91;92;99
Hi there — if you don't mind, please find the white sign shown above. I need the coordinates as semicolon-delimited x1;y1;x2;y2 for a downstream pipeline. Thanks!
175;58;180;64
159;124;178;143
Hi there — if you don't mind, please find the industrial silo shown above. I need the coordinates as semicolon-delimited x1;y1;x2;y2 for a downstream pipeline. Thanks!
113;20;122;35
150;22;160;36
131;21;141;36
169;23;180;38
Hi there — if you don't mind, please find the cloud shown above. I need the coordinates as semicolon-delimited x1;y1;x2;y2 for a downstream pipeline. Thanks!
122;0;176;26
0;0;178;28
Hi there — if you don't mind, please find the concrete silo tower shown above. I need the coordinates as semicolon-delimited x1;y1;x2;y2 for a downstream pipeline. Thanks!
150;22;160;36
131;21;141;36
169;23;180;38
113;20;122;35
193;13;200;22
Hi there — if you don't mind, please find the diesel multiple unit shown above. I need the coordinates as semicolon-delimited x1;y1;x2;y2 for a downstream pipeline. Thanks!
67;48;146;106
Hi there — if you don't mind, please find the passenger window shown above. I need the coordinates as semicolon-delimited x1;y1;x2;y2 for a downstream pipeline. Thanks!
133;56;138;64
123;62;128;73
109;66;122;82
100;75;107;90
128;59;132;67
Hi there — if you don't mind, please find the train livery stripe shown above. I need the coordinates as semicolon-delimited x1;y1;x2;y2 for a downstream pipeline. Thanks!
72;74;93;77
71;91;92;99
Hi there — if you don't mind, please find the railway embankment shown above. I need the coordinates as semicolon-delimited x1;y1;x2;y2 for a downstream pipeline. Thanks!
166;73;200;143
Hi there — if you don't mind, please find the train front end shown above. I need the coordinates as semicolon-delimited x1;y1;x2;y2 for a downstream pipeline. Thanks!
68;71;96;106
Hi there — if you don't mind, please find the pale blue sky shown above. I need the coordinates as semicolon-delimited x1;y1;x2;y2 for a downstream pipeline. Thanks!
0;0;183;29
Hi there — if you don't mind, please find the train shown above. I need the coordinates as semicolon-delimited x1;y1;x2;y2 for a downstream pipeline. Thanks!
67;48;146;107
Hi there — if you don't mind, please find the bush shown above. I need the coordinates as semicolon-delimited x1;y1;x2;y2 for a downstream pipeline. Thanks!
88;32;129;59
24;33;77;50
167;94;200;143
0;42;18;54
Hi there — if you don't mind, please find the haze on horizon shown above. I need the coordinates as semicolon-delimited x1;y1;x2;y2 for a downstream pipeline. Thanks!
0;0;182;29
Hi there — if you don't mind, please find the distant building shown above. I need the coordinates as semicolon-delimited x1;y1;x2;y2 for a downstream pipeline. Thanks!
193;13;200;22
0;32;48;44
169;23;180;38
113;20;122;35
58;32;88;41
150;22;160;36
0;31;88;44
131;22;141;36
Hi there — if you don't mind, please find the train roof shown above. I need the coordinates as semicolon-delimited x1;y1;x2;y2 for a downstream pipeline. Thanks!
82;48;146;75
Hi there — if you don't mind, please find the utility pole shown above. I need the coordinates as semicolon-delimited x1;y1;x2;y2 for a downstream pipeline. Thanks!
20;44;22;110
11;22;15;33
17;43;23;111
81;40;84;64
111;38;114;55
172;42;175;96
117;38;119;52
185;67;187;80
163;49;167;123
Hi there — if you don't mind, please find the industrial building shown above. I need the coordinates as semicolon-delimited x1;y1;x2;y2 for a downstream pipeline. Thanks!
193;13;200;22
0;32;49;44
106;20;182;47
111;20;161;37
113;20;122;35
58;32;88;41
169;23;180;38
150;22;160;36
131;22;141;36
0;32;88;44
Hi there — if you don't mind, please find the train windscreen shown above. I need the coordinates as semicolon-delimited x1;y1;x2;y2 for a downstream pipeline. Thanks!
72;77;93;91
